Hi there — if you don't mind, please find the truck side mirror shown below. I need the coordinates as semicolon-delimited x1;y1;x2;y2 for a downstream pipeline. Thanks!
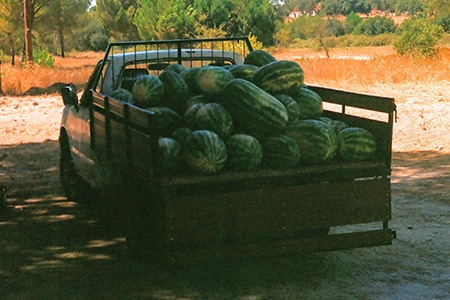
61;84;79;107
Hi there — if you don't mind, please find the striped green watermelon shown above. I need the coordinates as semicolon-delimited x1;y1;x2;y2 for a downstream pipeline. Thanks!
194;103;233;139
184;103;204;128
158;137;182;174
185;95;206;111
225;134;263;171
319;116;349;134
171;127;192;146
197;66;234;99
262;135;300;169
274;94;300;121
290;87;323;120
110;88;134;104
337;127;377;162
223;78;289;138
253;60;304;95
184;130;227;174
244;50;277;67
165;63;186;73
180;67;202;96
132;75;165;107
228;64;259;82
285;119;337;164
145;107;184;137
159;69;189;114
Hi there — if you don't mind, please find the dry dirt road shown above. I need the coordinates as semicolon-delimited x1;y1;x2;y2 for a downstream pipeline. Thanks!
0;83;449;299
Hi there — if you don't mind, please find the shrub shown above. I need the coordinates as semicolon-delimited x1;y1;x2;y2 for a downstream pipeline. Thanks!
394;17;444;58
34;48;55;67
354;17;396;36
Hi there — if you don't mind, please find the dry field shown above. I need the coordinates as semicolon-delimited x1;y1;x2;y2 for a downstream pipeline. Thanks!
0;47;449;299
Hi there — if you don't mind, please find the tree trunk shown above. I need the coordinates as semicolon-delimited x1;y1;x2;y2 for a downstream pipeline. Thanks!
24;0;33;64
8;33;15;66
58;28;65;58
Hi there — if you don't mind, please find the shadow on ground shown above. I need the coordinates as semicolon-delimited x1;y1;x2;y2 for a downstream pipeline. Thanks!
1;141;449;298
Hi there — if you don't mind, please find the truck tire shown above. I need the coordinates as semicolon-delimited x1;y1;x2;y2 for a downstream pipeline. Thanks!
59;130;90;202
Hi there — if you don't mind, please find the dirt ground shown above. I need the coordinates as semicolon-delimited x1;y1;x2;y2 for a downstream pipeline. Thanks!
0;82;449;298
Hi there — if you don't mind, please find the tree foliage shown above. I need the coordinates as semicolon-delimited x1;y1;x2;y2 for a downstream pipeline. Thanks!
354;16;396;35
394;17;444;58
96;0;139;41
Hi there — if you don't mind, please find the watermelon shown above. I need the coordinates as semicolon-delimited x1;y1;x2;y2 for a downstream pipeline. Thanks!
180;67;202;96
185;95;206;111
165;63;186;73
319;117;349;134
158;137;182;174
244;50;277;67
171;127;192;146
228;64;259;82
184;103;204;128
132;75;165;107
184;130;227;174
110;88;134;104
194;103;233;139
253;60;304;95
197;66;234;99
262;135;300;169
226;134;263;171
144;107;184;137
223;78;289;138
337;127;377;162
291;87;323;120
274;94;300;121
158;69;189;114
285;119;337;164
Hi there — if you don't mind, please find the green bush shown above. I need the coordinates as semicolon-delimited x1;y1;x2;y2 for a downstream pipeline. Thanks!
354;17;396;36
34;48;55;67
394;17;444;58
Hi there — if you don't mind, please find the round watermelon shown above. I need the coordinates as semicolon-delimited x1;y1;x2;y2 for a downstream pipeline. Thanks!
319;116;349;134
285;119;337;164
244;50;277;67
158;137;182;174
184;103;204;128
184;130;227;175
262;135;300;169
171;127;192;146
180;67;202;96
132;75;164;107
290;87;323;120
144;107;184;137
197;66;234;99
194;103;233;139
226;134;263;171
337;127;377;162
110;88;134;104
165;63;186;74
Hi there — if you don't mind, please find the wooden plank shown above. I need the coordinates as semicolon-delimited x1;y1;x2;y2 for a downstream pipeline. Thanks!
163;229;394;267
164;178;391;242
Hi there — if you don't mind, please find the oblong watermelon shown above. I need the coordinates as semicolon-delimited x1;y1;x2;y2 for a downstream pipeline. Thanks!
253;60;304;95
290;87;323;120
226;134;263;171
132;75;164;107
159;69;189;114
145;107;184;137
180;67;202;96
244;50;277;67
337;127;377;162
194;103;233;139
184;130;227;174
319;116;349;134
274;94;300;121
285;119;337;164
228;64;259;82
223;78;289;138
262;135;300;169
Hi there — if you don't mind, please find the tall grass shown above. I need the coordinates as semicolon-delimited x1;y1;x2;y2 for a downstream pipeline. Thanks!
0;47;448;96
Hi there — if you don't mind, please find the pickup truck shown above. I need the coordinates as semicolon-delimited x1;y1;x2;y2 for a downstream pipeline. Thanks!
60;37;396;266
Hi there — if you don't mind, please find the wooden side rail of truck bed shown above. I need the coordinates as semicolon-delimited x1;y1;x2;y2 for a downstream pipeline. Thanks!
90;86;396;265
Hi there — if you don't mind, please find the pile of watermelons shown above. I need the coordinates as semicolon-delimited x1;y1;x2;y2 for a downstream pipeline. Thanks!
110;50;378;175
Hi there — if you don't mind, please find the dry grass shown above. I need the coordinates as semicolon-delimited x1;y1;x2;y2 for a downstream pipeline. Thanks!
0;47;449;96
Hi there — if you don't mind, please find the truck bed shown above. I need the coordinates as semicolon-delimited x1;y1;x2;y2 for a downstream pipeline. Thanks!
90;85;396;265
